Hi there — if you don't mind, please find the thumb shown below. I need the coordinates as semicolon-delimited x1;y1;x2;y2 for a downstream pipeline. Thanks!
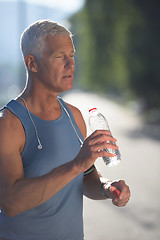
110;186;120;199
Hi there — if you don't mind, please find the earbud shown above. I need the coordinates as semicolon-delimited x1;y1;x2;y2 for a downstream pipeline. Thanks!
38;144;43;150
37;139;43;150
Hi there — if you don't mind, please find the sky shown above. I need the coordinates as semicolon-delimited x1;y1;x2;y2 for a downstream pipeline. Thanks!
0;0;85;14
30;0;84;12
0;0;85;102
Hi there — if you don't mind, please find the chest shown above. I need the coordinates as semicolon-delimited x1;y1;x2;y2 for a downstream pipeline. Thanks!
21;113;82;177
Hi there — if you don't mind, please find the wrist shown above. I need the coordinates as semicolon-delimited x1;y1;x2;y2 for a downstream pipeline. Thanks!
101;179;121;199
101;180;113;199
72;159;84;176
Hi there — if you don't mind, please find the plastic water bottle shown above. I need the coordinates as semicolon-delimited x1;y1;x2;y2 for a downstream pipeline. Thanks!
89;107;121;167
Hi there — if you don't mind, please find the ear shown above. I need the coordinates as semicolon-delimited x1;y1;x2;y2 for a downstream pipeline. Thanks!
24;55;38;72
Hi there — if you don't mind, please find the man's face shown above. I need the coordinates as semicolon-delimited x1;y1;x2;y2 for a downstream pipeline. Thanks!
36;35;75;93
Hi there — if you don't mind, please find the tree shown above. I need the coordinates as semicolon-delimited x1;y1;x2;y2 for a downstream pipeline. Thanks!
70;0;160;114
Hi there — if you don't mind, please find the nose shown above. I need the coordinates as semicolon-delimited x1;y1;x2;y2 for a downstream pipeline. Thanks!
64;57;74;69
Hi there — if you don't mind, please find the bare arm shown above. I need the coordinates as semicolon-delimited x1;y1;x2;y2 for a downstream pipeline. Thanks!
83;168;131;207
0;109;82;217
70;106;131;205
83;168;107;200
70;105;114;200
0;108;115;217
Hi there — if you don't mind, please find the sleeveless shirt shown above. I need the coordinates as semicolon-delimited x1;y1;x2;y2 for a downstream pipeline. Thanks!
0;97;84;240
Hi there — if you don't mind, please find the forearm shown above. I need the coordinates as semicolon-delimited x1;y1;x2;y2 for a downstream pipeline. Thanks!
83;169;131;207
83;168;110;200
0;129;119;216
1;160;80;217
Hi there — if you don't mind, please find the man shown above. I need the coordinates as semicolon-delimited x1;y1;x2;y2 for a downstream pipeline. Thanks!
0;20;130;240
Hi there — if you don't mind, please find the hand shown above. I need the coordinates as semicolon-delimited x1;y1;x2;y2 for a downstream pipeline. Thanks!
74;130;118;173
110;180;131;207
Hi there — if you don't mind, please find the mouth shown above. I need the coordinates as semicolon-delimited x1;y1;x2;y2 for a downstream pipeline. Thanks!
62;75;72;79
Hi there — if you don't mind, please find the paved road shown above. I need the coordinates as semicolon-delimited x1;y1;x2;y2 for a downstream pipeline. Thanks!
63;90;160;240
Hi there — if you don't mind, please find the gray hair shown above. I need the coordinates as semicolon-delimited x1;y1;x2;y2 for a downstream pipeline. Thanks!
20;19;72;59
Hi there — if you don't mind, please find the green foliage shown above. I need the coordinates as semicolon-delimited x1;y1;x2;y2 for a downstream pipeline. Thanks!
127;0;160;110
70;0;160;111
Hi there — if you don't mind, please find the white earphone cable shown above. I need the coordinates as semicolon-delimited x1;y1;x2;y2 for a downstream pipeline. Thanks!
19;97;83;149
19;97;43;149
58;98;83;147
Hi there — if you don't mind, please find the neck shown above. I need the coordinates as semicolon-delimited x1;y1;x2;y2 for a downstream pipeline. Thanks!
18;79;62;121
22;76;59;105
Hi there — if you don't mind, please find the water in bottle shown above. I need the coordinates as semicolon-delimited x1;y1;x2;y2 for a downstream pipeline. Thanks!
89;107;121;167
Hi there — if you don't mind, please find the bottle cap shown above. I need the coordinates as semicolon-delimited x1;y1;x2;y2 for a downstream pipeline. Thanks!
89;107;97;112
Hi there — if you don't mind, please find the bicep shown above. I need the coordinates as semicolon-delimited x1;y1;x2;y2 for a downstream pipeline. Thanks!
0;148;24;186
0;115;25;195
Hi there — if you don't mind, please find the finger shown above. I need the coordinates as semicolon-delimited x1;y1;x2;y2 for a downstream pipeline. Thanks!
116;190;130;204
109;186;120;199
113;197;130;206
112;193;130;206
119;186;131;201
95;149;115;159
111;180;130;194
90;142;119;152
91;130;112;137
112;201;129;207
87;133;117;146
88;130;116;141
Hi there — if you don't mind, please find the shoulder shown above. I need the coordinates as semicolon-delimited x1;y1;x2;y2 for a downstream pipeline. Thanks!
0;108;25;153
0;108;21;128
65;102;87;139
0;108;17;129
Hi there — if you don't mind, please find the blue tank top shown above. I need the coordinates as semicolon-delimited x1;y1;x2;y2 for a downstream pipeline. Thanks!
0;97;84;240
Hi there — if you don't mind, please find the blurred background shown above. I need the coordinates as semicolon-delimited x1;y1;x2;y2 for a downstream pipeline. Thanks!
0;0;160;239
